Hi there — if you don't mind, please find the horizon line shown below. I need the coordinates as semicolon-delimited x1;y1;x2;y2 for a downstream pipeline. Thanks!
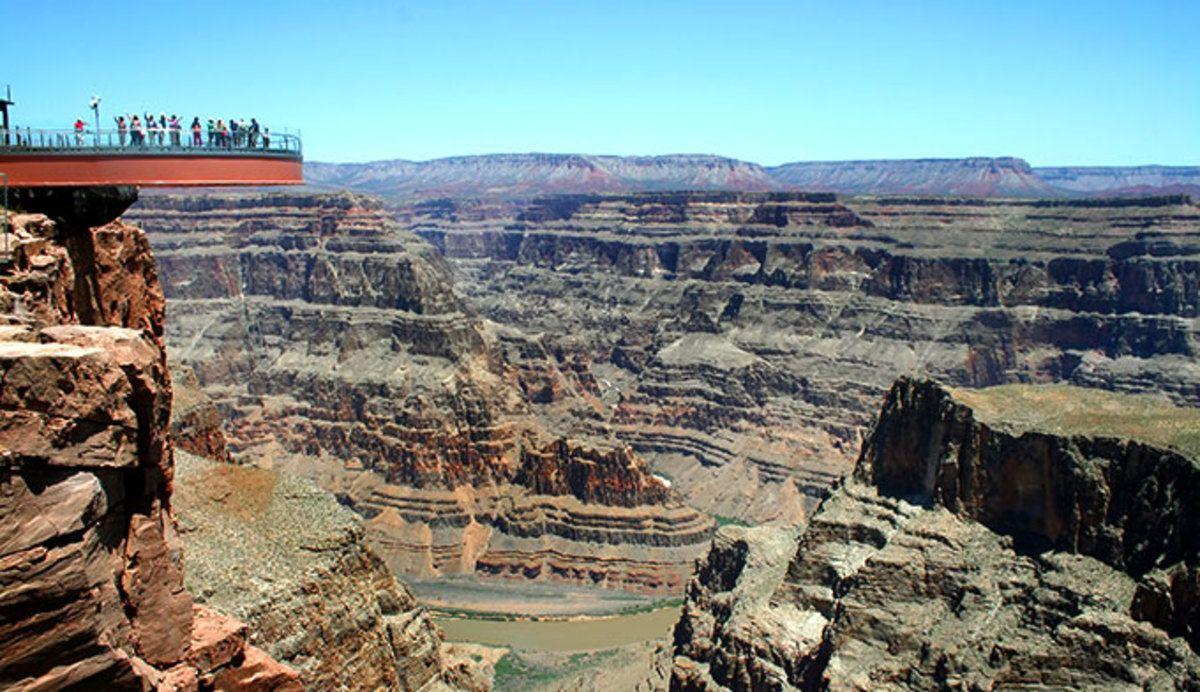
305;152;1200;169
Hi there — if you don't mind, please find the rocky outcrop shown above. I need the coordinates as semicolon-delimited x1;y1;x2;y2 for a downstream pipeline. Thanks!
670;378;1200;689
414;192;1200;524
174;450;487;691
0;198;301;690
171;363;235;464
128;192;713;593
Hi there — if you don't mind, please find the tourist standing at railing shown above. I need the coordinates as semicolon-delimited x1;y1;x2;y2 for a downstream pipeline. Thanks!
206;119;215;147
73;118;85;145
191;117;202;147
114;116;128;146
262;127;270;150
129;115;141;145
248;118;261;148
168;115;181;147
144;113;155;146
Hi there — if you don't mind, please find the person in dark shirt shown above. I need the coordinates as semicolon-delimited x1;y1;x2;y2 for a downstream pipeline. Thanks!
131;115;144;146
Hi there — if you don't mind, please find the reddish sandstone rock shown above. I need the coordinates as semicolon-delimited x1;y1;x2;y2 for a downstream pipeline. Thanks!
0;193;300;690
171;364;234;464
0;213;75;325
188;606;247;677
210;645;303;692
122;513;194;667
62;218;166;339
514;434;670;507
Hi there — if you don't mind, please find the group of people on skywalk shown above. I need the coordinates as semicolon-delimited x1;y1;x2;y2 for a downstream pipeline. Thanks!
102;113;271;149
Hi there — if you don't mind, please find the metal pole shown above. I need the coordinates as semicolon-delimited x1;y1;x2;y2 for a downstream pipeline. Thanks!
1;172;9;261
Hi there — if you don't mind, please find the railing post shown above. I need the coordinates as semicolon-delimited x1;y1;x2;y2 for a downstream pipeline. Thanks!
1;172;9;262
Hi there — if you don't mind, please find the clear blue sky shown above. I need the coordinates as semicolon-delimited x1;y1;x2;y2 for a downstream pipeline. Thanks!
3;0;1197;165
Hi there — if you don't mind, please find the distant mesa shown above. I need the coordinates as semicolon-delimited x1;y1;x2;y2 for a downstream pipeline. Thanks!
1037;164;1200;197
304;153;778;201
304;153;1200;201
766;156;1060;198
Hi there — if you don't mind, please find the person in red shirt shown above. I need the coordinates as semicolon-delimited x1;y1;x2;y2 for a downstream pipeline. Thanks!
73;118;85;145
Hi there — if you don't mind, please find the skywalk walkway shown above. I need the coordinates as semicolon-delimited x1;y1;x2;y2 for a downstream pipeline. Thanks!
0;127;303;187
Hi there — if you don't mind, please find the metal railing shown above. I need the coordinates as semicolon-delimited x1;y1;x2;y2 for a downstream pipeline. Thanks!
0;126;301;157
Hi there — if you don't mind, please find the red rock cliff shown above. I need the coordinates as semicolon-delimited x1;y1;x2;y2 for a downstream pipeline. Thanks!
0;187;301;690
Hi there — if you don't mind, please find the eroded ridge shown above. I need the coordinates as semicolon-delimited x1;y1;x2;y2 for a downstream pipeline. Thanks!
671;377;1200;690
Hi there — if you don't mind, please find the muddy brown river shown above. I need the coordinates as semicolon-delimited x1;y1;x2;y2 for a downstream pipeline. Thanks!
434;606;681;652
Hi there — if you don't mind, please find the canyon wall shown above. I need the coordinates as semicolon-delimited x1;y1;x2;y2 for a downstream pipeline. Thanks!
128;193;714;594
411;192;1200;524
0;190;302;690
670;378;1200;689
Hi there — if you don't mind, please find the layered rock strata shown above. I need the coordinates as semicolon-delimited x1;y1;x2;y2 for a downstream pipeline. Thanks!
302;154;1200;201
670;378;1200;689
0;197;301;690
128;193;713;593
1037;166;1200;197
411;192;1200;524
304;154;780;201
174;450;487;691
766;157;1060;197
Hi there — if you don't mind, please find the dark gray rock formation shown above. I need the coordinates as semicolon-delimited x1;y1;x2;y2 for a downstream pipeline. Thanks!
670;378;1200;690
